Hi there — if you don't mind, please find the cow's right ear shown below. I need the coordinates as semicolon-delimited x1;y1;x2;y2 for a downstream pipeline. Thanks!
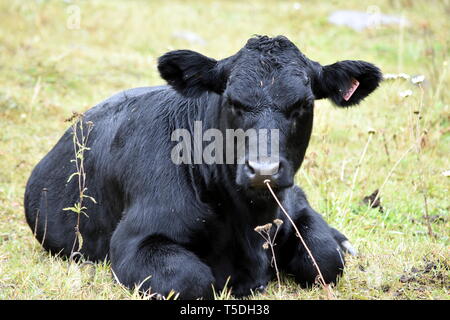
158;50;229;98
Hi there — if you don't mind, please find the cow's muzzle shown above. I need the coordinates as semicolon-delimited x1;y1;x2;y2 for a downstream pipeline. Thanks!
238;158;292;189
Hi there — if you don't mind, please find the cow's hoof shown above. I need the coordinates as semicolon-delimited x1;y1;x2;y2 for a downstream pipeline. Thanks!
341;240;358;256
253;284;266;294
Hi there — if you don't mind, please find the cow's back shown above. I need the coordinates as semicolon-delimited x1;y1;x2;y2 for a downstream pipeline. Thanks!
24;86;170;261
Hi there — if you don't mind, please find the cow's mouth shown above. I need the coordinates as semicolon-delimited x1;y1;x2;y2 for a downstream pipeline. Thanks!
241;178;292;201
237;172;293;190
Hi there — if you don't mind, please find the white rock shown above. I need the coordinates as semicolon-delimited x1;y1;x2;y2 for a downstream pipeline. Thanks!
328;10;409;32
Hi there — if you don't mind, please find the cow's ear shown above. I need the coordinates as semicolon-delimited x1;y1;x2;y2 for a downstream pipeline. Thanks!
311;60;382;107
157;50;229;98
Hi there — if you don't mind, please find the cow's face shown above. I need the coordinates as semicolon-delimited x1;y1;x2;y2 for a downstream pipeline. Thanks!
158;36;382;192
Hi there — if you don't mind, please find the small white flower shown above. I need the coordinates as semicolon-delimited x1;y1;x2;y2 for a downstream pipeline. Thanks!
411;75;425;84
442;170;450;177
383;73;398;80
383;73;410;81
399;90;413;98
398;73;410;80
273;219;284;226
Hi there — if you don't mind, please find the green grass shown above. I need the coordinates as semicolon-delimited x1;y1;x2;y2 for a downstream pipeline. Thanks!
0;0;448;300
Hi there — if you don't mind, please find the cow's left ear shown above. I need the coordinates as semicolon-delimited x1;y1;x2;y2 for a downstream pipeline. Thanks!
158;50;230;98
311;60;382;107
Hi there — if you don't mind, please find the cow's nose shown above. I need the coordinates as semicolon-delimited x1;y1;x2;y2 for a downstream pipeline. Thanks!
245;160;280;187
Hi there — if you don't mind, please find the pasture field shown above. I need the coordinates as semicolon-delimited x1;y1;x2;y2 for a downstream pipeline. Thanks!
0;0;448;300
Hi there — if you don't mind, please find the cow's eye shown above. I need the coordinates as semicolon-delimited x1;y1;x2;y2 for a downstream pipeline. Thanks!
290;109;303;119
288;100;312;119
288;105;305;119
228;99;248;117
230;104;243;117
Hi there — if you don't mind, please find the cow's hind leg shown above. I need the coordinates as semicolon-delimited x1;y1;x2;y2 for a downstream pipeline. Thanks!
110;225;215;299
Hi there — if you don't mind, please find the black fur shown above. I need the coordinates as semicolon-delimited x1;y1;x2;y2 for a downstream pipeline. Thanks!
24;36;381;299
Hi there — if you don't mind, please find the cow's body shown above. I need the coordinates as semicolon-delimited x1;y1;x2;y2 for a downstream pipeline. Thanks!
25;86;168;260
25;36;381;299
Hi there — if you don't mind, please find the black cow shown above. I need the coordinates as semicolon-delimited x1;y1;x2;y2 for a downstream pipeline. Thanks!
24;35;381;299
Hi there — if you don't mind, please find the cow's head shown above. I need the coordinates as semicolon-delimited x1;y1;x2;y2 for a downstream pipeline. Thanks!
158;36;382;193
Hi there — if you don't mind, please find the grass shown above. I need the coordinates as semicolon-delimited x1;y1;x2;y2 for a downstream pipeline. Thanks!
0;0;448;300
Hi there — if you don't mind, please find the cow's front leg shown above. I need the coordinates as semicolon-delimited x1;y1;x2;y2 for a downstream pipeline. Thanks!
109;210;215;299
330;227;358;256
275;187;348;287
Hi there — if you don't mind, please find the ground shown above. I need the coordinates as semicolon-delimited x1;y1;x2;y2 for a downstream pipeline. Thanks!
0;0;448;300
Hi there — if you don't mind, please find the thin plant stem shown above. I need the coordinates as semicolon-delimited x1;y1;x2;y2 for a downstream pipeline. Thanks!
347;132;374;208
66;115;94;259
254;222;282;291
368;143;416;209
422;194;435;239
264;180;335;299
